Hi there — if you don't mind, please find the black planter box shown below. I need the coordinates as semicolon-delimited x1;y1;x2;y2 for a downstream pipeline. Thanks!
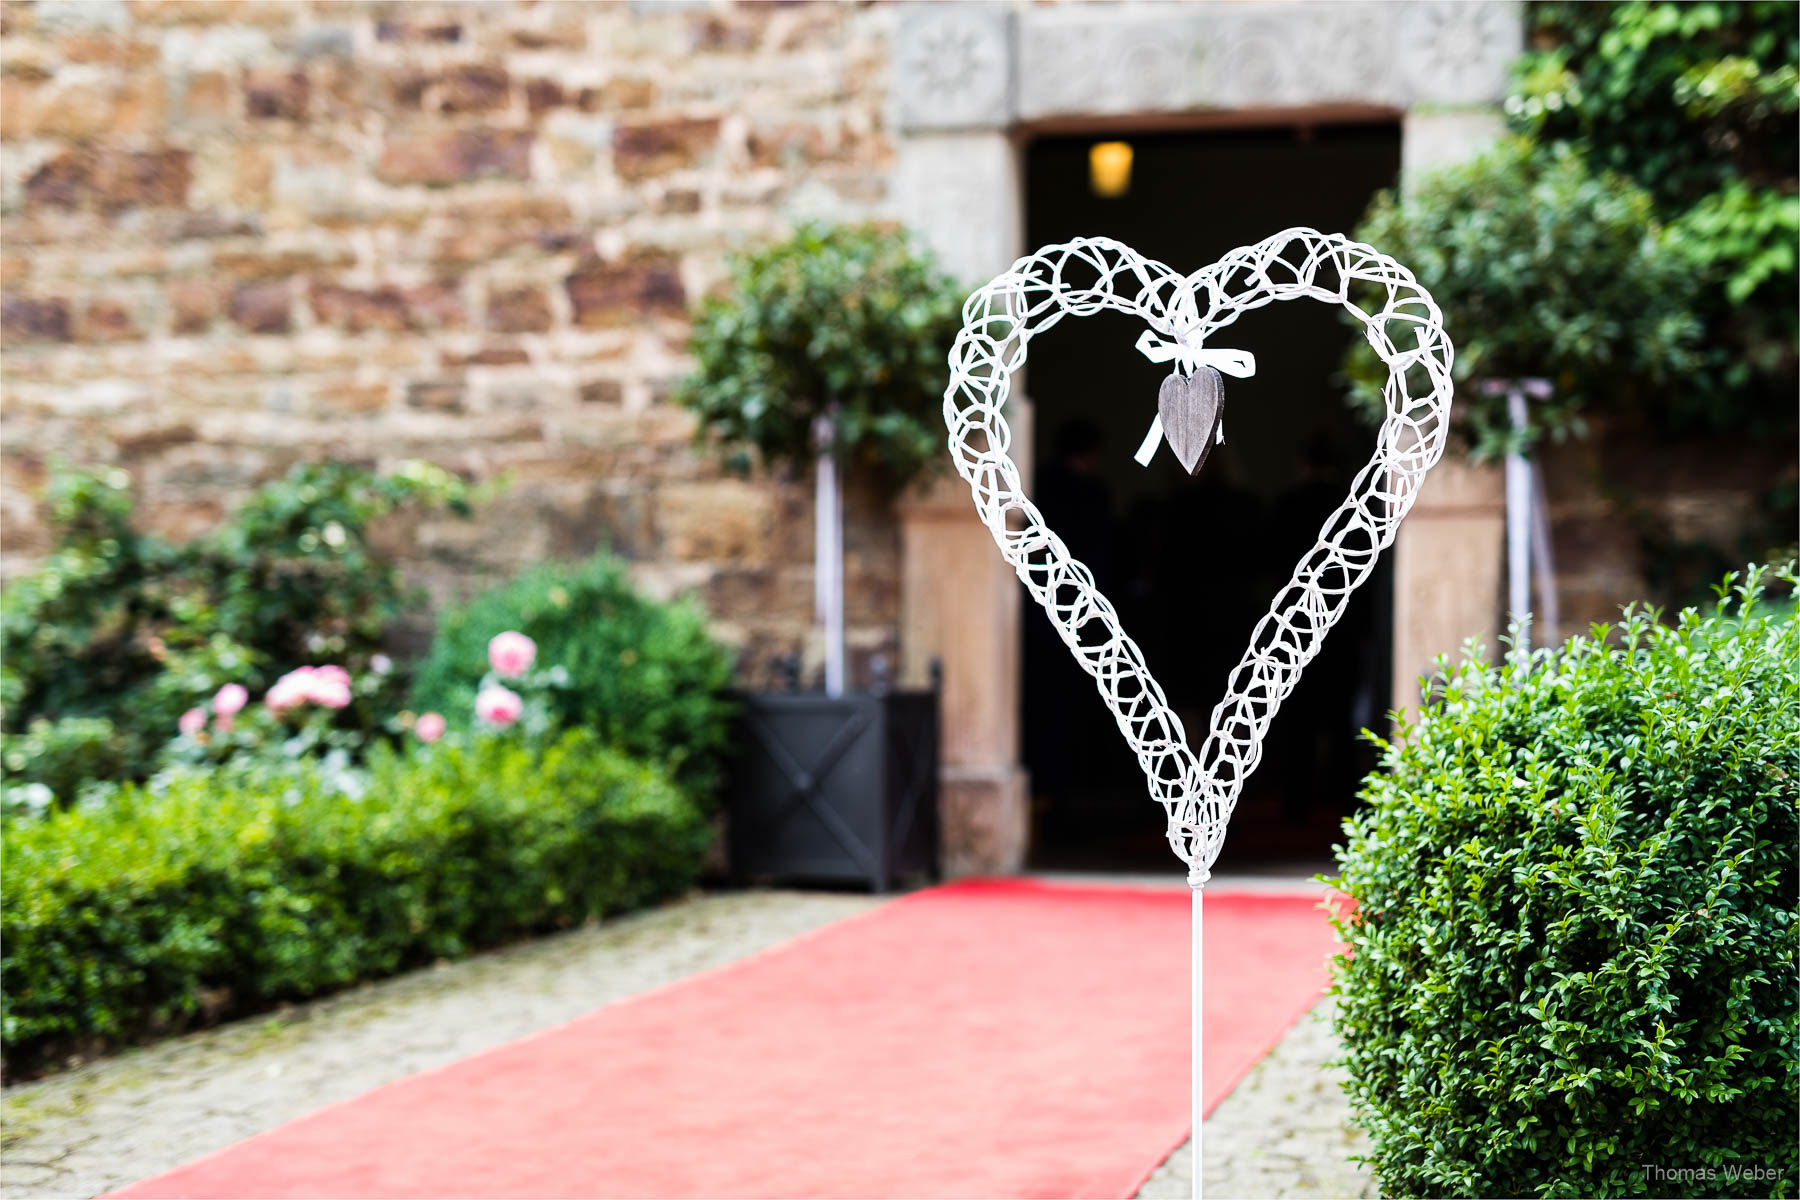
725;688;939;892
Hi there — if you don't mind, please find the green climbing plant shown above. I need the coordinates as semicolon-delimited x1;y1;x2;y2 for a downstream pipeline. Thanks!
1341;139;1701;460
1509;1;1798;437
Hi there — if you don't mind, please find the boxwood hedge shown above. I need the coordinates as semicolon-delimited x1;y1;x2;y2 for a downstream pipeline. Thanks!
1329;566;1798;1198
2;731;710;1077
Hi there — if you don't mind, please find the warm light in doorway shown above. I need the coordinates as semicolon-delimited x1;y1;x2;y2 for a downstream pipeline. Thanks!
1089;141;1133;197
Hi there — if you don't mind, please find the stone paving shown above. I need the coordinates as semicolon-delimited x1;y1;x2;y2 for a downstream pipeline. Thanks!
1;887;1371;1200
1137;996;1375;1199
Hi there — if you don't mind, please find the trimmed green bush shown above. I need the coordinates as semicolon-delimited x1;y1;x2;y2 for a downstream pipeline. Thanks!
409;553;734;796
1;731;709;1076
1329;567;1798;1198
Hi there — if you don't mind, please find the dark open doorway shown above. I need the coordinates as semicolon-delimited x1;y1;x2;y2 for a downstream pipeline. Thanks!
1021;121;1403;874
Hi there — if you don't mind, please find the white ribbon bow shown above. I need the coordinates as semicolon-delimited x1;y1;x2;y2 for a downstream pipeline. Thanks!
1132;293;1256;467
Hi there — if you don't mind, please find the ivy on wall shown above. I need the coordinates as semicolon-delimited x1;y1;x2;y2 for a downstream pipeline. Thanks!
1510;1;1799;439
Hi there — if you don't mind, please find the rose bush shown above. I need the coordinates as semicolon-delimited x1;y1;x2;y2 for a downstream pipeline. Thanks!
0;461;470;798
149;631;552;799
476;684;525;727
410;553;733;797
487;631;537;678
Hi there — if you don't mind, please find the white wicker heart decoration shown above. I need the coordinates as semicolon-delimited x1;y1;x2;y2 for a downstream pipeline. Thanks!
942;229;1454;884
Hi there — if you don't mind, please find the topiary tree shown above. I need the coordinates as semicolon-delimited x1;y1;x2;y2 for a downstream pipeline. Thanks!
673;223;965;694
1328;564;1798;1198
1341;138;1701;462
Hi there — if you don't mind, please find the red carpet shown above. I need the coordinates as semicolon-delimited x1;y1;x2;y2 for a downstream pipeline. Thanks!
112;879;1338;1200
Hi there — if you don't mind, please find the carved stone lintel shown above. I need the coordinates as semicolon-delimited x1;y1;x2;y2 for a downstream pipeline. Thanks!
1396;2;1523;106
1019;11;1206;118
893;2;1522;130
1015;1;1522;120
893;5;1014;133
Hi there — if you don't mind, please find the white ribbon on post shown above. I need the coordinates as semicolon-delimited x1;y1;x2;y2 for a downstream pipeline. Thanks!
1479;378;1556;650
1132;295;1256;467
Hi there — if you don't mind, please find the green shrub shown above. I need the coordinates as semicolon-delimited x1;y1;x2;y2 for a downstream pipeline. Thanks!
1;461;469;786
1;468;181;769
409;553;734;796
1;730;709;1076
0;717;125;812
1343;138;1701;461
1328;566;1798;1198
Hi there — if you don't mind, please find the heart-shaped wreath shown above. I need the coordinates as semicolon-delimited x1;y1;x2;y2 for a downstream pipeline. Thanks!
942;229;1454;884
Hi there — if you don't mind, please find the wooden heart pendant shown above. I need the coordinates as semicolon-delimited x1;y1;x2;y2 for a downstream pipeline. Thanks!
1157;367;1224;475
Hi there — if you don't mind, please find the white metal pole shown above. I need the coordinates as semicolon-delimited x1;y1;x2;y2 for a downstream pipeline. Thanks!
813;415;830;671
1529;460;1558;643
825;443;845;696
1192;881;1204;1200
813;407;846;698
1504;385;1532;650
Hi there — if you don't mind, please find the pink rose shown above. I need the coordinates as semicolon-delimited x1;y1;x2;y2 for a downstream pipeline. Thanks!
213;683;248;717
307;671;352;709
265;668;309;713
475;685;524;727
266;665;354;712
178;707;207;736
415;712;446;743
487;631;537;679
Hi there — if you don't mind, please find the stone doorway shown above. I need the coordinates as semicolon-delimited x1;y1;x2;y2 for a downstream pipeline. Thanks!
893;2;1520;877
1020;122;1403;872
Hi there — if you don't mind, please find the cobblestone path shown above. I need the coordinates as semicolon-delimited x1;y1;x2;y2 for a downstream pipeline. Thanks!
2;887;1371;1200
1136;995;1375;1199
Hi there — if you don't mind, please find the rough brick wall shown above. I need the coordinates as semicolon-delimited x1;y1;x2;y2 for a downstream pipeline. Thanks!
1543;421;1795;638
8;0;1785;706
0;0;902;685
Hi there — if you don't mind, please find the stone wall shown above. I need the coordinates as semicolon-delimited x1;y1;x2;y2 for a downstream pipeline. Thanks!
1390;424;1792;706
1543;422;1795;639
4;0;1786;846
0;0;902;683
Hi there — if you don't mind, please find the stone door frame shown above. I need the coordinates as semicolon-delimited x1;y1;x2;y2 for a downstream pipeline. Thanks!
893;2;1519;875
